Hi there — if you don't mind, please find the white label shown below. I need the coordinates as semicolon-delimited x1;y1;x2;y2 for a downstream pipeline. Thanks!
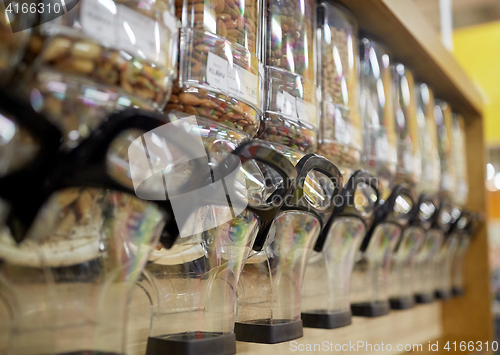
281;92;297;119
80;0;168;66
206;53;258;106
81;0;117;46
296;98;317;127
206;52;229;92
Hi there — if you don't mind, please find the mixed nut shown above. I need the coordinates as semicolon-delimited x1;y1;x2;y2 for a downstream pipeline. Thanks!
266;0;315;82
176;0;258;55
258;113;317;153
38;35;172;107
166;85;259;135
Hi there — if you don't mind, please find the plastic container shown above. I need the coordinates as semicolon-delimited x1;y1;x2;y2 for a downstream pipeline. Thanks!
415;83;441;196
235;155;342;343
0;188;167;355
29;70;155;149
141;141;299;355
0;107;223;355
351;185;414;317
413;228;444;303
316;2;361;179
168;28;262;136
301;171;379;329
257;0;318;153
388;225;425;309
451;114;468;207
434;100;456;200
0;1;32;84
171;0;262;136
359;35;397;199
392;63;420;187
21;0;178;147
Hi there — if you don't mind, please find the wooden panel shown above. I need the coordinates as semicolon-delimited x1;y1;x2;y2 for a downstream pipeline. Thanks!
334;0;483;118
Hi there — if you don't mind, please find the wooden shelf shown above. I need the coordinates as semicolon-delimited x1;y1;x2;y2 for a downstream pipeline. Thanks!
335;0;483;118
236;304;442;355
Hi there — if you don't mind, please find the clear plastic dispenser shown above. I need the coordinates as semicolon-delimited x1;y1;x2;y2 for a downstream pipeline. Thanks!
235;155;342;343
169;0;262;136
257;0;318;153
142;141;298;355
302;170;379;328
432;100;458;300
0;103;198;354
351;185;414;317
449;114;469;297
0;1;34;84
451;211;479;296
387;63;423;310
316;1;361;180
359;34;397;200
412;83;442;304
21;0;179;148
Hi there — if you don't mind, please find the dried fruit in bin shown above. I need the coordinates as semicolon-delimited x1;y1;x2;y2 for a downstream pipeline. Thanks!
166;86;259;135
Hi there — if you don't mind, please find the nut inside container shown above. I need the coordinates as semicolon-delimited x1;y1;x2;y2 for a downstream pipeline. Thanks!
316;2;361;179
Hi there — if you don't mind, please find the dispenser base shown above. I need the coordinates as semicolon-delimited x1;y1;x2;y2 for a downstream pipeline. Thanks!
301;310;352;329
415;293;435;304
234;319;303;344
351;301;390;317
146;332;236;355
435;289;452;300
390;296;415;310
452;287;465;297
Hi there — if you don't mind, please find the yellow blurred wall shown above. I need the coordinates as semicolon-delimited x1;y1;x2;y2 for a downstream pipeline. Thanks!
454;22;500;147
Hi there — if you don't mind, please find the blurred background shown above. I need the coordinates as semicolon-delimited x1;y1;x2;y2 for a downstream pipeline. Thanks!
414;0;500;339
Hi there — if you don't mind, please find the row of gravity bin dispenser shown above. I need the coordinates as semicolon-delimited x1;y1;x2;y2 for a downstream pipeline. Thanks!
0;0;479;353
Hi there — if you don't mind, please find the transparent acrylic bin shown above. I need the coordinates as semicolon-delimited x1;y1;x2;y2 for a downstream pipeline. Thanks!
392;63;420;187
350;223;400;316
451;114;468;207
359;36;397;198
316;2;361;179
434;100;456;198
434;234;459;299
143;208;260;351
175;0;259;56
235;211;321;342
415;83;441;196
0;188;166;355
301;216;365;328
388;226;425;309
0;1;31;84
28;70;155;149
264;0;315;83
170;29;262;136
259;67;318;152
452;234;470;295
26;0;178;109
414;229;444;303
